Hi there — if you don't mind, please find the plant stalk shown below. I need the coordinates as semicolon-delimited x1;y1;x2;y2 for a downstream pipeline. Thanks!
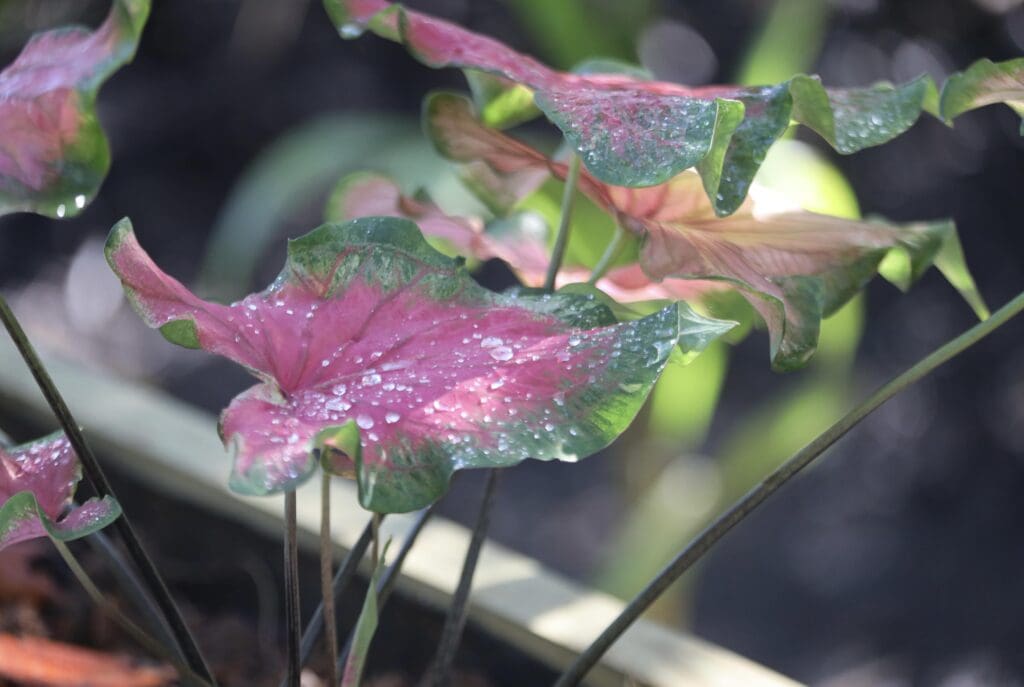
554;288;1024;687
319;474;339;686
283;491;301;687
334;506;435;673
371;512;382;568
0;295;216;684
587;225;627;285
287;515;383;685
426;471;499;687
87;529;181;661
543;154;582;292
53;540;213;687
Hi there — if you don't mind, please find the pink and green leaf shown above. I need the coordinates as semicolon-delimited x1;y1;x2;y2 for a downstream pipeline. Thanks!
425;92;962;371
0;433;120;551
325;0;929;216
940;57;1024;134
0;0;150;218
107;217;733;512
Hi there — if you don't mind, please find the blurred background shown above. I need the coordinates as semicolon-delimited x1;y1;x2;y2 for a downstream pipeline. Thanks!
1;0;1023;685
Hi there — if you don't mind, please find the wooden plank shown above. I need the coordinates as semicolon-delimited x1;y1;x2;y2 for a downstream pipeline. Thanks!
0;336;801;687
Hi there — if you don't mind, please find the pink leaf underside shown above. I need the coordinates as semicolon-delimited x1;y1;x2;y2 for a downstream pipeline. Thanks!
0;15;121;191
110;228;646;492
430;99;909;304
0;436;77;519
333;175;492;258
334;173;722;302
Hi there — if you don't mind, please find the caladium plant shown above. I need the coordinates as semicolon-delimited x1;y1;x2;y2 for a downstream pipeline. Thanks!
327;171;725;316
0;432;120;552
0;0;150;218
324;0;931;216
106;216;733;512
407;92;956;370
940;57;1024;134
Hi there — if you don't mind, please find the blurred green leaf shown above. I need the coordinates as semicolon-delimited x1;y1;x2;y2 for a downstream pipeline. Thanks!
736;0;829;85
197;113;481;300
501;0;652;69
940;57;1024;133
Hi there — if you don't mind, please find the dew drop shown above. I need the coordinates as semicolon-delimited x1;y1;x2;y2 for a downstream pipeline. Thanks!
489;346;514;362
385;412;400;424
356;415;375;430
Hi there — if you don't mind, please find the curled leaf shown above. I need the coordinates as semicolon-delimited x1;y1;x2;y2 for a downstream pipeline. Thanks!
0;432;121;552
107;217;733;512
0;0;150;218
425;92;959;371
326;0;929;215
940;57;1024;134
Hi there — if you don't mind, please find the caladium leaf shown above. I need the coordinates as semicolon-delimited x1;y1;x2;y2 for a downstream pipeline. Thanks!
327;170;727;311
325;0;930;216
0;432;121;552
106;217;732;512
940;57;1024;134
0;0;150;218
426;92;960;371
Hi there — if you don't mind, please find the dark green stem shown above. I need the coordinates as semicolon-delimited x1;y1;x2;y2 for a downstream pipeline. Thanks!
53;540;213;687
554;289;1024;687
0;295;216;684
426;471;499;687
319;474;339;686
288;515;382;686
543;155;582;292
87;530;181;660
371;512;382;569
334;506;435;673
283;491;301;687
587;225;627;286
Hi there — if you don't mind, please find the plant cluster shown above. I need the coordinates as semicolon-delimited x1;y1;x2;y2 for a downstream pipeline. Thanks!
0;0;1022;685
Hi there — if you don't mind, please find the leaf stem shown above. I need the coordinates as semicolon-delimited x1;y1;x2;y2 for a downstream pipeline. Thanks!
287;515;382;686
283;491;301;687
371;512;382;569
319;474;339;687
87;529;181;661
52;539;213;687
543;154;582;292
334;506;435;673
426;471;499;687
587;225;627;286
0;295;216;684
554;288;1024;687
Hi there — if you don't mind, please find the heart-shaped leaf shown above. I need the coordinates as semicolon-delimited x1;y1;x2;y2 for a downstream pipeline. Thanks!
325;0;930;216
106;217;733;512
940;57;1024;134
0;0;150;218
425;92;964;371
0;432;120;551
